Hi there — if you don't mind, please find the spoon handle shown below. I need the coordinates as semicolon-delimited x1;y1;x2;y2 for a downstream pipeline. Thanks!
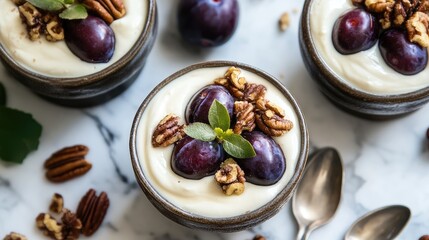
296;225;311;240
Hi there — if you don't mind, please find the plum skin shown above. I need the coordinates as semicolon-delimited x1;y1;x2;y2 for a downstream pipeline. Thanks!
64;15;115;63
332;8;378;54
235;131;286;186
171;136;225;179
177;0;239;47
186;85;234;124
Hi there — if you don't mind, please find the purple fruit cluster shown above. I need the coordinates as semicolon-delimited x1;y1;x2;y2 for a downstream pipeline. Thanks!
332;8;428;75
172;85;286;186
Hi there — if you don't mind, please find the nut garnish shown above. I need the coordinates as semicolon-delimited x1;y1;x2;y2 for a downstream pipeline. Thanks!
214;66;247;99
61;210;82;240
255;99;293;137
406;11;429;47
43;13;64;42
18;2;43;41
44;145;92;183
76;189;110;236
356;0;429;47
36;213;63;240
243;83;267;103
233;101;255;134
49;193;64;214
279;12;290;31
3;232;27;240
152;114;186;147
82;0;126;24
215;158;246;196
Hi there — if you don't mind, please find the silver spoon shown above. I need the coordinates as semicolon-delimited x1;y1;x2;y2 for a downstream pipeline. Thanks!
292;147;343;240
345;205;411;240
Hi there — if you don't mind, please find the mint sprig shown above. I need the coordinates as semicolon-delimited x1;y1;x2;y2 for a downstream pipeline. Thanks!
185;100;256;159
26;0;88;20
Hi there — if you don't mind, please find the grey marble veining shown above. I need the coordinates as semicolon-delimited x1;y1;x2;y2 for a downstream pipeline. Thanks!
1;0;429;239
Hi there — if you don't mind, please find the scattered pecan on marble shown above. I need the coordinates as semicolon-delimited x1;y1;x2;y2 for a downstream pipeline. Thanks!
36;213;64;240
82;0;126;24
152;114;186;147
255;99;293;137
214;66;247;99
253;235;267;240
49;193;64;214
419;235;429;240
44;145;92;183
233;101;256;134
215;158;246;196
3;232;27;240
76;189;110;236
279;12;290;31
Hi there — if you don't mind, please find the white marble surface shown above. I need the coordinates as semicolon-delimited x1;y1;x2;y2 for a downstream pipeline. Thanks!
1;0;429;239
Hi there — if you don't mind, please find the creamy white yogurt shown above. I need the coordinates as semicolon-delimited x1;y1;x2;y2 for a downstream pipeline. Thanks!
0;0;147;77
310;0;429;95
136;67;301;218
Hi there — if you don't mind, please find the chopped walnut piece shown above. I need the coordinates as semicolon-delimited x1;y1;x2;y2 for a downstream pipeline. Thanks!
18;2;43;41
243;83;266;103
365;0;395;13
233;101;255;134
3;232;27;240
255;100;293;137
215;159;245;196
279;12;290;31
36;213;63;240
406;11;429;47
49;193;64;214
43;14;64;42
152;114;186;147
214;66;247;99
61;210;82;240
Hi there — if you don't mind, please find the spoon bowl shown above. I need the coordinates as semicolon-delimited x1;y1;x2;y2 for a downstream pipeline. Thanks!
345;205;411;240
292;147;344;240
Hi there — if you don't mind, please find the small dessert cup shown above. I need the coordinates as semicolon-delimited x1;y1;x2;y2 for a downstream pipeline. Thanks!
130;61;309;231
300;0;429;119
0;0;157;107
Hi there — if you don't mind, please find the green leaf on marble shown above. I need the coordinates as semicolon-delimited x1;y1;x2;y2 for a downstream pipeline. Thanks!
0;107;42;164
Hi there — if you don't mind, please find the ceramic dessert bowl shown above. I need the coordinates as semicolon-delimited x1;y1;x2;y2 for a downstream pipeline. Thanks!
0;0;157;107
299;0;429;119
130;61;309;231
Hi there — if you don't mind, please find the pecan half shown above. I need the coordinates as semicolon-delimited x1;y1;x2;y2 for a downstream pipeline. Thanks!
233;101;255;134
406;11;429;47
83;0;126;24
215;159;246;196
44;145;92;183
152;114;186;147
36;213;63;240
3;232;27;240
243;83;267;103
76;189;110;236
49;193;64;214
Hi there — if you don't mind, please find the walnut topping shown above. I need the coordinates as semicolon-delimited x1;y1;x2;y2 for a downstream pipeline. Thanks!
243;83;267;103
233;101;255;134
406;11;429;47
43;14;64;42
152;114;186;147
214;67;247;99
215;159;245;196
255;99;293;137
18;2;42;41
49;193;64;214
82;0;126;24
365;0;395;13
3;232;27;240
36;213;63;240
279;12;290;31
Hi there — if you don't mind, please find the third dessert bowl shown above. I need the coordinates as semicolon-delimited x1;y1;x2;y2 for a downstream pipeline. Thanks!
130;61;309;231
300;0;429;119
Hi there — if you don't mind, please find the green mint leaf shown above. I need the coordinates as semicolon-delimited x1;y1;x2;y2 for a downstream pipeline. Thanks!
59;4;88;19
208;100;230;131
184;123;216;142
27;0;65;11
0;83;5;106
63;0;75;4
0;107;42;164
223;134;256;159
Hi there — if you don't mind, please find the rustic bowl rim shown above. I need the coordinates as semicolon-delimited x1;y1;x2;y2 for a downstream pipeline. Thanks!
301;0;429;103
0;0;156;88
129;60;309;231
